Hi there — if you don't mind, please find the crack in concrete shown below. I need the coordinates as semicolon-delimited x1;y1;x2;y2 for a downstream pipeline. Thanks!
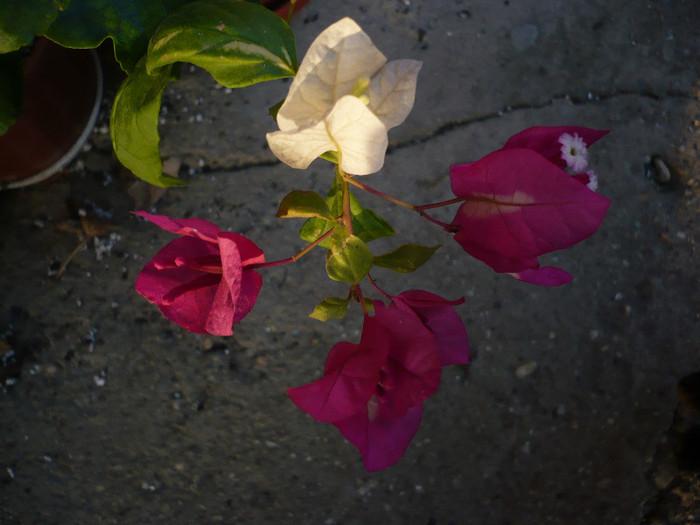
389;88;694;152
201;88;693;174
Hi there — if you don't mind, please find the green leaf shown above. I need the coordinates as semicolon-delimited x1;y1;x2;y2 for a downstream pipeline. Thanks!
325;227;373;284
352;207;395;244
374;244;441;273
309;297;349;321
300;217;335;249
276;190;333;219
110;58;185;188
0;51;23;134
45;0;190;73
146;0;297;88
300;172;394;247
0;0;65;53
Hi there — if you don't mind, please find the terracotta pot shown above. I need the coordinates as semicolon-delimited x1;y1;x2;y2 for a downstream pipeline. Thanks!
0;38;102;189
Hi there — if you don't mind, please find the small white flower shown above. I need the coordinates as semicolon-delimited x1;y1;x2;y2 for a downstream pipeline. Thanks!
266;18;422;175
584;170;598;191
558;132;589;173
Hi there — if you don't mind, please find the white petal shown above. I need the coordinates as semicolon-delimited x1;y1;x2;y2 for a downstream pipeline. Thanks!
277;18;386;132
368;59;422;130
326;96;388;176
266;121;335;170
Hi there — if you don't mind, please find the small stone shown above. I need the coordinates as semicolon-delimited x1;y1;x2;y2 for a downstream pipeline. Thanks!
515;361;537;378
645;155;675;187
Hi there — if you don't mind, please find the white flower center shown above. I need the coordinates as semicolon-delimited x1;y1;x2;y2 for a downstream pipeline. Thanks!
558;132;589;174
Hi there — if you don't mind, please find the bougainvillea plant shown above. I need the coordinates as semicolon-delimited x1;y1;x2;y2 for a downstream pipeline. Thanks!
132;9;611;471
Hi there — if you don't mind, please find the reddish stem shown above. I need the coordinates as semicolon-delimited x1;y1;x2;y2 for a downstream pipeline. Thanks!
344;176;463;232
367;274;392;301
415;197;466;211
353;284;368;315
250;227;334;270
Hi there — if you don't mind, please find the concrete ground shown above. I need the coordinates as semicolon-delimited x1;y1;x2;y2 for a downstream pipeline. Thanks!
1;1;699;523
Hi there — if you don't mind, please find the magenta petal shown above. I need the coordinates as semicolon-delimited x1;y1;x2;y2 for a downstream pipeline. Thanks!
290;309;443;471
373;304;442;409
135;236;218;303
334;404;424;471
510;267;573;286
395;289;465;309
135;236;229;335
154;279;220;334
218;231;265;266
395;291;469;366
136;258;221;335
203;279;236;336
288;321;391;423
205;234;244;335
287;343;383;423
326;315;390;375
135;215;265;335
220;232;265;326
394;291;468;366
450;148;611;273
502;126;609;169
133;211;221;243
233;270;263;325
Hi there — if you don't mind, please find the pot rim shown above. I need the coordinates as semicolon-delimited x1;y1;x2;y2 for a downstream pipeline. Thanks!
2;48;103;190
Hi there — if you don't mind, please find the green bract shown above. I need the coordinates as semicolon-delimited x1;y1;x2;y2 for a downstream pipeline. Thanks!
325;226;374;284
300;172;395;247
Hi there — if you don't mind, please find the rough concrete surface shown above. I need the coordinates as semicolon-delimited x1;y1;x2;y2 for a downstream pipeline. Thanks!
1;1;699;523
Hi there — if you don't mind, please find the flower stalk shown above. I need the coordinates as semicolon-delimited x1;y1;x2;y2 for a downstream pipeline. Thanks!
344;175;462;231
250;227;335;270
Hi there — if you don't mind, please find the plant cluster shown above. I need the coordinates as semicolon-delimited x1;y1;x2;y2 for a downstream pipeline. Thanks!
2;2;610;471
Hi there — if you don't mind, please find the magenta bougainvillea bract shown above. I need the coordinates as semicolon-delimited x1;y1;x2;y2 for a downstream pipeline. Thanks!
288;292;468;470
449;126;611;286
134;211;265;336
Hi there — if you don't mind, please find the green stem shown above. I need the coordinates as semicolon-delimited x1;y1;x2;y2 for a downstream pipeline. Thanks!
338;167;354;234
250;227;334;270
286;0;297;24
